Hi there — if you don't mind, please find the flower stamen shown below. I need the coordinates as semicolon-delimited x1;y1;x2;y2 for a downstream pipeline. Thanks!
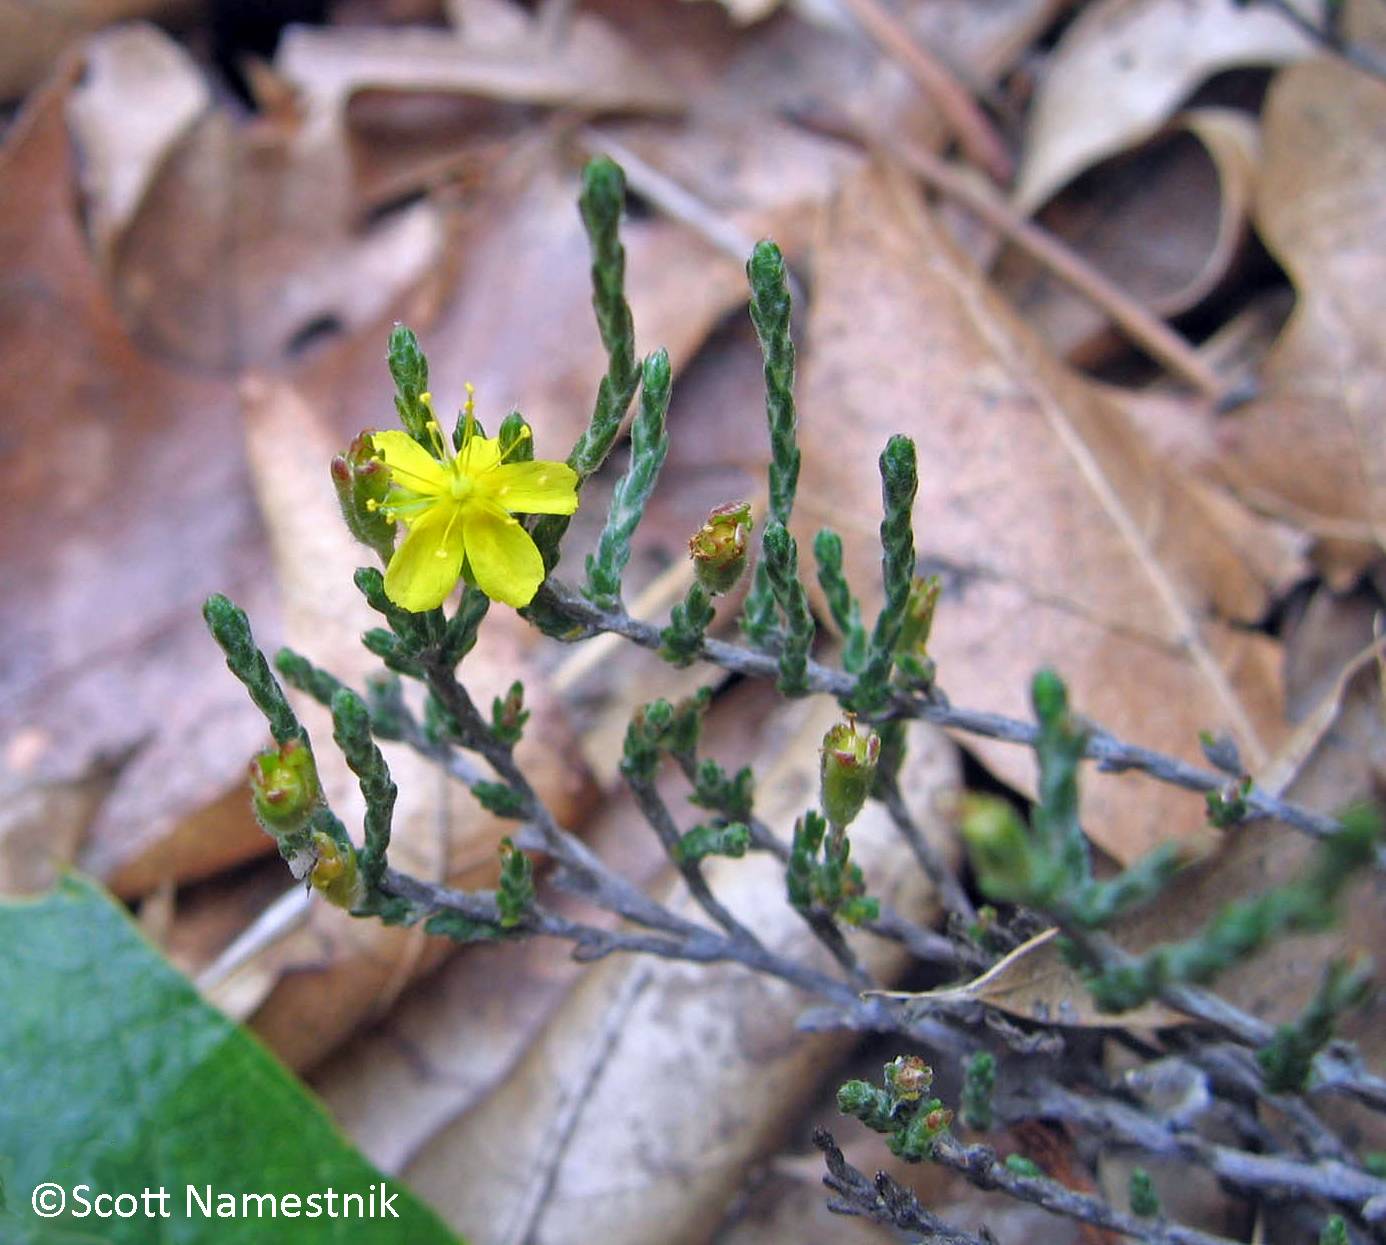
366;383;579;610
499;424;533;464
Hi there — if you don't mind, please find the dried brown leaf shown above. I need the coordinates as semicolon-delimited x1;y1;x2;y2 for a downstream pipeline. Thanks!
64;23;209;269
1015;0;1318;213
106;60;445;371
871;929;1188;1030
998;110;1261;368
275;15;682;131
1213;58;1386;582
796;161;1289;865
98;8;683;373
0;59;276;897
0;0;194;99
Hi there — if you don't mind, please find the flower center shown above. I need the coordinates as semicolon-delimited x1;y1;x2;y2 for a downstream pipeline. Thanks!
448;465;475;502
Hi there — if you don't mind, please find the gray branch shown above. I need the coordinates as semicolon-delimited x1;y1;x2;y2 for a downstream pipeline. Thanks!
1013;1081;1386;1219
541;580;1363;852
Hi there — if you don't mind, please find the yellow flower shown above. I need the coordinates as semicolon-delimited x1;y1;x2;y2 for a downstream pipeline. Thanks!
369;390;578;611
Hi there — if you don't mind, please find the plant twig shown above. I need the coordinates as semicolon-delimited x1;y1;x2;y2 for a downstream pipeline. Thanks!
539;580;1367;851
878;777;976;922
623;767;766;949
814;1127;992;1245
1011;1080;1386;1216
929;1132;1242;1245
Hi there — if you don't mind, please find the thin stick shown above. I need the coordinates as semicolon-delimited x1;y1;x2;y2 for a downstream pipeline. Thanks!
834;0;1014;184
793;107;1224;399
577;128;761;273
899;142;1225;399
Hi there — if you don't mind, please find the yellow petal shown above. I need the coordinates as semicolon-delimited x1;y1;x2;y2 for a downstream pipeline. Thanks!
484;460;580;515
383;500;466;611
460;433;503;477
464;503;546;607
372;430;448;495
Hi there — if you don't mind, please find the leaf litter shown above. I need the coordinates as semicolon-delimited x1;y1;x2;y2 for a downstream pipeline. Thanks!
5;0;1386;1241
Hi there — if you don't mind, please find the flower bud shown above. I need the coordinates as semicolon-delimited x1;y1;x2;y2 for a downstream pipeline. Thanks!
1030;667;1069;724
491;680;529;746
885;1055;933;1102
820;718;880;828
688;501;751;595
249;739;320;837
924;1107;953;1133
331;432;396;562
959;794;1043;905
836;1080;878;1116
309;830;363;910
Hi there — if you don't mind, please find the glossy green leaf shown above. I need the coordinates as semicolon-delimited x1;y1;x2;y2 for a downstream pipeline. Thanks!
0;876;460;1244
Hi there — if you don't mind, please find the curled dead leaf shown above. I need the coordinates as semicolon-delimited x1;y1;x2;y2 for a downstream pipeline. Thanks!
869;929;1188;1030
64;22;208;270
1015;0;1317;213
1213;58;1386;582
0;0;196;100
998;109;1261;368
